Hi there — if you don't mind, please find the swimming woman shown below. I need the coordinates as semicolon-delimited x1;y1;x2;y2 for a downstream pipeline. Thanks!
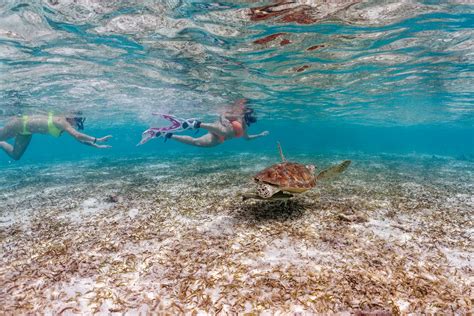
0;112;112;160
154;100;269;147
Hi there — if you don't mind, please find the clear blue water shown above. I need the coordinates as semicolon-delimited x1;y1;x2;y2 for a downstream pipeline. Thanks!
0;1;473;314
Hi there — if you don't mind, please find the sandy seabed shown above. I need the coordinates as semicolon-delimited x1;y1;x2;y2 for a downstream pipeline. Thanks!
0;153;472;314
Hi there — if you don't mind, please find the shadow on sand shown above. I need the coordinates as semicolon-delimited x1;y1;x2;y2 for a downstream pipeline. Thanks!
231;199;307;223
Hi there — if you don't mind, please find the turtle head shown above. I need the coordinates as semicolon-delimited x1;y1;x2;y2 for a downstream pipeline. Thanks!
306;164;317;174
256;182;279;199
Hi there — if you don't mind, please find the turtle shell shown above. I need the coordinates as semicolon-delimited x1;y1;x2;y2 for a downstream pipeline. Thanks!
254;162;316;193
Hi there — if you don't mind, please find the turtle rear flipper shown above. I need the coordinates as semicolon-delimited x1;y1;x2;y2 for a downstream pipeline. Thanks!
316;160;351;181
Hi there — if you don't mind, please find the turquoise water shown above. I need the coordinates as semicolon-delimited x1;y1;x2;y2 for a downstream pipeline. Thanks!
0;1;473;314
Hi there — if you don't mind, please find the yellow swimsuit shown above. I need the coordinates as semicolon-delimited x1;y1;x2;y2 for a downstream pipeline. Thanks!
47;113;62;137
19;115;31;136
18;113;62;137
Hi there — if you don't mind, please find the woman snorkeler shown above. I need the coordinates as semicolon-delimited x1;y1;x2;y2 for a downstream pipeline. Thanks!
0;112;112;160
139;99;269;147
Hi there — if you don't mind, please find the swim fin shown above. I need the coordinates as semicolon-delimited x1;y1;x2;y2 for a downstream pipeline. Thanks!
137;114;200;146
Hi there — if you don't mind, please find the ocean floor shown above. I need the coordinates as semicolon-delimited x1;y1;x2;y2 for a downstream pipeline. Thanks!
0;153;472;314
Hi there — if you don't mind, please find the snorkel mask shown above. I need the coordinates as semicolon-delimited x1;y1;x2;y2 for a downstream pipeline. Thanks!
74;117;86;130
67;111;86;130
244;108;257;126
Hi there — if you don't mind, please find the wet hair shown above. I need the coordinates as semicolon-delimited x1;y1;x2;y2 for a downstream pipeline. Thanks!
67;111;86;130
244;107;257;126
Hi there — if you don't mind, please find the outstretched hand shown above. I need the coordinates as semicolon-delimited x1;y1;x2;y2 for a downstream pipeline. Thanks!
93;144;112;149
260;131;270;137
88;135;112;148
97;135;112;142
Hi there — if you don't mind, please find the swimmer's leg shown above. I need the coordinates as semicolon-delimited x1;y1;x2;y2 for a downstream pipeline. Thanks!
0;135;32;160
0;120;17;141
0;142;12;156
199;120;230;137
170;133;220;147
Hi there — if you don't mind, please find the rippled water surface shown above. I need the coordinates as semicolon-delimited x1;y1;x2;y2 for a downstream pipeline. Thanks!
0;0;473;127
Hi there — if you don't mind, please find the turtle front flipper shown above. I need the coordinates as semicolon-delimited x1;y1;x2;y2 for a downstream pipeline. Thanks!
257;182;280;199
241;192;261;201
316;160;351;181
269;191;294;200
241;191;294;201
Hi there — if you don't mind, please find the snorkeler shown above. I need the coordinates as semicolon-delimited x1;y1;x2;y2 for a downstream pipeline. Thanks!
139;99;269;147
0;112;112;160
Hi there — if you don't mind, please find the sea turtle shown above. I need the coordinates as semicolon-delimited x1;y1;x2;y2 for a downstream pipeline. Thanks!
242;142;351;201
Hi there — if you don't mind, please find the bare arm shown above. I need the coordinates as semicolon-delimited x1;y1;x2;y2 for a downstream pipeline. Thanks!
243;130;269;140
62;124;112;148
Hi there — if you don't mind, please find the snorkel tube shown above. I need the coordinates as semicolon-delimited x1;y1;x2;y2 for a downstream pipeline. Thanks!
244;107;257;126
